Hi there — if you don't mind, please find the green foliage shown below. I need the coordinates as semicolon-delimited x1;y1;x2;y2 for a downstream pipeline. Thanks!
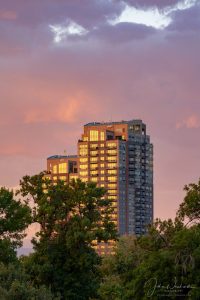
177;179;200;225
98;179;200;300
18;173;118;299
0;262;57;300
0;187;31;264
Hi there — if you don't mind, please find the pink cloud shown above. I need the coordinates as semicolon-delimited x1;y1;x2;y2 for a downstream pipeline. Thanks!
176;115;200;129
0;10;17;20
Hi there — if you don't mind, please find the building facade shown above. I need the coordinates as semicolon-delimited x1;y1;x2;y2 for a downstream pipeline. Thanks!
46;120;153;254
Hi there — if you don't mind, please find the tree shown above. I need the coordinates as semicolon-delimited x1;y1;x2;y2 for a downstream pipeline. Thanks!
177;179;200;226
0;187;31;264
98;179;200;300
18;173;117;299
0;262;57;300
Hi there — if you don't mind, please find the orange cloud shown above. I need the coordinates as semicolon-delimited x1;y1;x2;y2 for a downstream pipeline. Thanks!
176;115;200;129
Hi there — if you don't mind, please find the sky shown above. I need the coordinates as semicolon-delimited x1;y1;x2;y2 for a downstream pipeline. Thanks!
1;0;200;226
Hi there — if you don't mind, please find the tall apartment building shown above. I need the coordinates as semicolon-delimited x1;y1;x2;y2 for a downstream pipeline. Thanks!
47;120;153;253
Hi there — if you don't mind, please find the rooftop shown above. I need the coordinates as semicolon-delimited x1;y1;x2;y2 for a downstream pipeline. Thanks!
84;119;143;127
47;155;78;160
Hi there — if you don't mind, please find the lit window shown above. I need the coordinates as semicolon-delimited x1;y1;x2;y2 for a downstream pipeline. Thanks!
59;163;67;173
90;144;98;149
107;149;117;155
108;195;117;200
80;158;88;163
100;143;104;147
81;178;88;182
100;156;105;161
90;164;98;169
79;144;88;149
80;164;88;170
90;150;98;156
100;170;105;174
80;149;88;156
108;169;117;175
100;177;105;181
53;176;57;180
100;131;105;141
59;176;66;181
83;136;88;141
90;157;98;162
108;176;117;182
107;142;116;148
53;165;57;174
91;177;98;182
107;189;117;194
108;183;117;188
100;163;104;168
90;130;99;141
91;170;98;175
107;163;117;168
100;183;105;187
70;175;78;180
80;171;88;176
107;156;117;162
100;150;104;154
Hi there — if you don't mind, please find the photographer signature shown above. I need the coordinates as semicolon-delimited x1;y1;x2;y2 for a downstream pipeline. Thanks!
144;277;195;297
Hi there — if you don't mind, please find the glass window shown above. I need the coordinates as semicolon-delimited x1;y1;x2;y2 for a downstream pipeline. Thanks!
107;169;117;175
107;156;117;162
100;156;105;161
83;136;88;141
52;165;58;174
100;170;105;174
90;130;99;141
59;176;66;181
90;144;98;149
100;176;105;181
90;157;98;162
79;144;88;149
100;163;105;168
91;177;98;182
81;178;88;182
80;158;88;163
107;142;116;148
108;176;117;182
108;183;117;188
80;149;88;156
80;164;88;169
53;176;57;180
90;150;98;155
107;163;117;168
70;175;78;179
80;171;88;176
90;164;98;169
100;131;105;141
59;163;67;173
107;149;117;155
91;170;98;175
100;150;104;154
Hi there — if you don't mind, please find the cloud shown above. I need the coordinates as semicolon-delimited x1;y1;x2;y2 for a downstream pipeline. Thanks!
49;21;88;43
124;0;197;9
0;10;17;20
176;115;200;129
108;4;171;29
168;3;200;31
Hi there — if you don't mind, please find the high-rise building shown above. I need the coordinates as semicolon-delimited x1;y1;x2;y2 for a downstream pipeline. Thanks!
46;120;153;254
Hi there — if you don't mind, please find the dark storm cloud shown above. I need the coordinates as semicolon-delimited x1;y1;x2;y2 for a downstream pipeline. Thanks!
123;0;182;8
89;22;156;43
